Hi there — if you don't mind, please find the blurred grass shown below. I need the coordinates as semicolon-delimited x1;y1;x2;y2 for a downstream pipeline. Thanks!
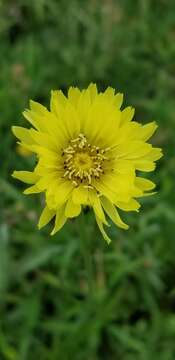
1;0;175;359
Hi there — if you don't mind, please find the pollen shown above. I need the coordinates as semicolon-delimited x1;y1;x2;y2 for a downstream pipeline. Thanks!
62;133;110;186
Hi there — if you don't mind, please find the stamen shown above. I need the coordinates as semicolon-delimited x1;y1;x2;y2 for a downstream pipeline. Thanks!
62;133;110;187
73;180;78;187
84;185;94;189
63;170;69;177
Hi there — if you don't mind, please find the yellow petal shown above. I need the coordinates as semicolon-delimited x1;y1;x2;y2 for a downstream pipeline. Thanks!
50;90;67;116
77;89;91;131
141;191;157;197
121;107;135;124
84;100;121;148
23;110;46;132
51;206;67;235
61;103;80;138
133;160;156;172
103;87;115;101
114;160;135;174
94;178;130;204
50;91;78;142
12;126;34;145
23;184;42;194
23;100;49;131
114;93;123;108
65;198;81;218
72;186;88;204
88;190;108;225
46;191;57;209
116;199;140;212
88;83;98;102
38;206;55;229
12;171;39;184
24;101;62;140
68;86;81;107
36;173;59;191
54;182;74;206
117;141;152;159
95;216;111;244
101;197;129;230
16;144;32;157
102;173;134;197
138;121;158;141
131;148;162;171
30;100;48;114
16;142;39;154
135;177;156;191
30;129;59;152
145;147;163;161
131;185;143;197
33;146;59;160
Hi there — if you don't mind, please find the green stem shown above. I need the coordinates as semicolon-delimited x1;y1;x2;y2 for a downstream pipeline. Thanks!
79;211;94;296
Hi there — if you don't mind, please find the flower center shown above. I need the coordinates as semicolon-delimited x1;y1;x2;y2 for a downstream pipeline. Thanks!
74;152;93;170
62;133;110;187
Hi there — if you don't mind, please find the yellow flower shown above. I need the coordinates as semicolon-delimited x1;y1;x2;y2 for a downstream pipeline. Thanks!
12;84;162;243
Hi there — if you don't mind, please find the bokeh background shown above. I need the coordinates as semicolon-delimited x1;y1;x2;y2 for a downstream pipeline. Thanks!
0;1;175;359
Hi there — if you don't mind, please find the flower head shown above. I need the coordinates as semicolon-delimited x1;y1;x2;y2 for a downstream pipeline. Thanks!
12;84;162;242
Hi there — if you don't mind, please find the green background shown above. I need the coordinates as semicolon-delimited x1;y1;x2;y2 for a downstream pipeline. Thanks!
0;1;175;359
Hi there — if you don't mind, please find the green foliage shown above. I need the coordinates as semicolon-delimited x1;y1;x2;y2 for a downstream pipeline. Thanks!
0;0;175;359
